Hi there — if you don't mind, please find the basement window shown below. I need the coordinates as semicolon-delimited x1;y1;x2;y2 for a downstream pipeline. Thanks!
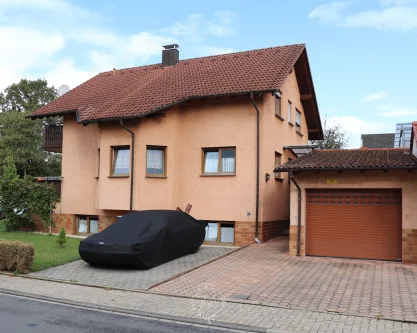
204;222;235;244
77;216;99;234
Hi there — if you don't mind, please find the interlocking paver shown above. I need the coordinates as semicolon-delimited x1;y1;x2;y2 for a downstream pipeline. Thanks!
28;246;234;290
153;237;417;322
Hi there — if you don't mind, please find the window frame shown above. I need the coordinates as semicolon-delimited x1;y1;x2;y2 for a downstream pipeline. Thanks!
295;108;302;132
146;146;167;178
76;215;99;235
202;147;236;176
274;91;283;119
288;100;293;125
275;152;283;181
204;221;235;245
96;148;100;178
111;145;130;177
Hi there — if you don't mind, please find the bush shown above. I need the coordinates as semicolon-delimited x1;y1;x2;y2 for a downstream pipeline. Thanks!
0;240;34;273
56;228;66;248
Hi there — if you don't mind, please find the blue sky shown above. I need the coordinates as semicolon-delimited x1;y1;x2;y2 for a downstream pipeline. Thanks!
1;0;417;147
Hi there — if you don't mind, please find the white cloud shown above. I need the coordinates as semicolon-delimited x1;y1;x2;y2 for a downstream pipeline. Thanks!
310;1;417;32
202;46;236;55
309;2;350;23
164;11;235;39
377;105;417;116
328;116;394;148
0;26;64;90
0;0;235;91
363;91;388;102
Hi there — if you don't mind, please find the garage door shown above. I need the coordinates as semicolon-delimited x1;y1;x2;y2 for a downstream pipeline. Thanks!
306;189;402;261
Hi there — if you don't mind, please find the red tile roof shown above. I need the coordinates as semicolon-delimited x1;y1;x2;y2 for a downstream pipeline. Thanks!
275;148;417;171
29;44;322;138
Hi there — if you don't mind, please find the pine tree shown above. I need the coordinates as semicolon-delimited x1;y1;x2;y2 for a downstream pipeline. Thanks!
56;228;67;248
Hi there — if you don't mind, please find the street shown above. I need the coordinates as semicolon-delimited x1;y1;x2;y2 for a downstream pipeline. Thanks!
0;293;239;333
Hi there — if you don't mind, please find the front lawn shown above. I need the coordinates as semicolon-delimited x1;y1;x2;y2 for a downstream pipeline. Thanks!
0;222;81;272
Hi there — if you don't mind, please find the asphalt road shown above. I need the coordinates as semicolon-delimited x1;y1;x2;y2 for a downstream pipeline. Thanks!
0;293;240;333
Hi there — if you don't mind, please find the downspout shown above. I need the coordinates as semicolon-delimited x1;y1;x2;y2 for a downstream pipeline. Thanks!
119;119;135;212
289;171;302;256
249;93;261;244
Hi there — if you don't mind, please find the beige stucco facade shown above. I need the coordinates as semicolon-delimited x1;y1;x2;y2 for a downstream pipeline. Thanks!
54;67;309;244
288;170;417;263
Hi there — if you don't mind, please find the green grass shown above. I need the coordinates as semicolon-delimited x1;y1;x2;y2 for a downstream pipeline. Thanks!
0;221;81;272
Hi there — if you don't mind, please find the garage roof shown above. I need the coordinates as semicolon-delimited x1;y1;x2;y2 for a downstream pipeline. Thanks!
274;148;417;172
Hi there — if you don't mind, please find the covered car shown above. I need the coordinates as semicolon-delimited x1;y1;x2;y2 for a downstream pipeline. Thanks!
79;210;206;269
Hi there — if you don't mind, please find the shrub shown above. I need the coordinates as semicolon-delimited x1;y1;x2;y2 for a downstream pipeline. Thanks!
56;228;66;248
0;240;34;273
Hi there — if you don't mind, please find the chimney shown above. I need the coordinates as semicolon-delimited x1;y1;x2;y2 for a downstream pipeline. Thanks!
162;44;179;67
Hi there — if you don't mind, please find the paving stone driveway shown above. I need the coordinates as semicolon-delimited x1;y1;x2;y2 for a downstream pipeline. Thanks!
29;246;235;290
153;237;417;322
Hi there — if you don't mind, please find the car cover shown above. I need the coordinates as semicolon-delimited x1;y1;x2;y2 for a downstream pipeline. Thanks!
79;210;206;269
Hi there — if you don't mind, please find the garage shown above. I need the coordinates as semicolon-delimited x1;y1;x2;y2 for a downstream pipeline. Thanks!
306;189;402;261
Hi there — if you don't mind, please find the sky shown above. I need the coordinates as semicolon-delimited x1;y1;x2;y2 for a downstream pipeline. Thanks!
1;0;417;147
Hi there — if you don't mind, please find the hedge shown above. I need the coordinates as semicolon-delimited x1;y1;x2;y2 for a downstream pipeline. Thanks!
0;240;34;273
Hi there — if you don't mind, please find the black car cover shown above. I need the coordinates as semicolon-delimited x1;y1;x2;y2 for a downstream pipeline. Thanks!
79;210;206;269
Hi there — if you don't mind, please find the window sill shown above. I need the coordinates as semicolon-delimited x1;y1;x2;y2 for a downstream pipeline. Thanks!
146;175;167;179
288;122;295;127
200;173;236;177
275;114;285;121
296;131;304;137
275;177;285;182
108;175;129;178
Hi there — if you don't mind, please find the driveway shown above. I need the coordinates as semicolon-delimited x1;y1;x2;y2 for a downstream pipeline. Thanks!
29;246;236;290
152;237;417;322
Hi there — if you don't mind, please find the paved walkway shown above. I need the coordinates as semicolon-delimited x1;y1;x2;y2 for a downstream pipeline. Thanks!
153;237;417;322
0;275;416;333
29;246;235;290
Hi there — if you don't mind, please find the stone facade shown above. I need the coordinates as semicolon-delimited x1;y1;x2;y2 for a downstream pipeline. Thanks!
403;229;417;264
33;213;74;235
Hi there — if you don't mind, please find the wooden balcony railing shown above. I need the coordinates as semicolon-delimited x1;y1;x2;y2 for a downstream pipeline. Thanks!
43;124;63;153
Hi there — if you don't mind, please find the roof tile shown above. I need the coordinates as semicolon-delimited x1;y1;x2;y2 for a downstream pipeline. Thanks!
275;148;417;171
30;44;306;122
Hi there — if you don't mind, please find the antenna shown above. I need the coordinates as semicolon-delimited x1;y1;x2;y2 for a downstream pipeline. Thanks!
58;84;70;96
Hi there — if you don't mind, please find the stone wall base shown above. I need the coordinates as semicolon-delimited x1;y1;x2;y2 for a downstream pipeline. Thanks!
33;214;74;235
403;229;417;264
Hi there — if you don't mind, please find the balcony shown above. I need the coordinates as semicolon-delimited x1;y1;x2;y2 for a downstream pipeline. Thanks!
43;124;63;153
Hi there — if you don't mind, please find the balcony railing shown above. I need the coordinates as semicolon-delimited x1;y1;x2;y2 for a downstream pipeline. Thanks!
43;124;63;153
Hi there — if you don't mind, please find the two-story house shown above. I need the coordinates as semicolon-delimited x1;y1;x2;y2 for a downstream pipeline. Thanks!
30;43;323;246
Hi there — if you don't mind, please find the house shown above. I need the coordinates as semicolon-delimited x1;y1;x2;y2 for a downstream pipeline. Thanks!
395;122;413;148
274;147;417;264
361;133;394;148
30;44;323;246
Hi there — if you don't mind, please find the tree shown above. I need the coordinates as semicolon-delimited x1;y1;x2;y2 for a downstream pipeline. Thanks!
0;79;57;113
0;79;61;176
56;228;67;248
310;116;349;150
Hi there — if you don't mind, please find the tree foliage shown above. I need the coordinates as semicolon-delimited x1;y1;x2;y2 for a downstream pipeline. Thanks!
56;228;67;248
0;153;59;231
0;79;61;176
0;79;57;113
310;116;349;150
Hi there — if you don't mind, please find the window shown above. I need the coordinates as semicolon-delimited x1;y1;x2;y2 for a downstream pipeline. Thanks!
274;91;282;117
275;152;282;179
295;109;301;132
203;147;236;175
288;100;292;123
112;146;130;176
146;146;166;177
205;222;235;244
77;216;99;234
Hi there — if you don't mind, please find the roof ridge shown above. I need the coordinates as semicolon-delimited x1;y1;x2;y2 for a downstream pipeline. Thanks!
99;43;306;75
318;148;409;152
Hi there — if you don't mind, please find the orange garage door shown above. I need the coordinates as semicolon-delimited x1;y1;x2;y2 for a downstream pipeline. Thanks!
306;189;402;261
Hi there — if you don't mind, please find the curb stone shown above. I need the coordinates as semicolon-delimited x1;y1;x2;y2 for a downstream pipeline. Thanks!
0;288;267;333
